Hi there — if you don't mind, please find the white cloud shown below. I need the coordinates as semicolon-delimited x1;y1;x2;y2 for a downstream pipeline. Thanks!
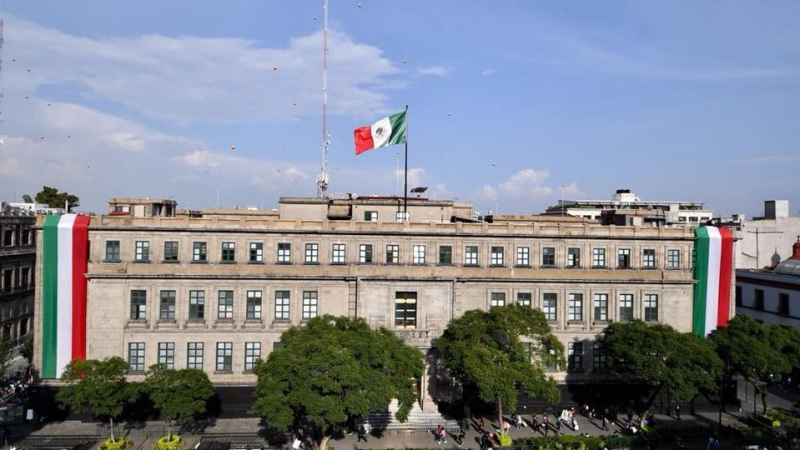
475;169;583;213
415;66;450;77
481;69;496;76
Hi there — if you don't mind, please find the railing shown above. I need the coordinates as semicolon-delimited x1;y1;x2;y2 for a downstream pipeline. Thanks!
14;434;99;449
200;433;270;448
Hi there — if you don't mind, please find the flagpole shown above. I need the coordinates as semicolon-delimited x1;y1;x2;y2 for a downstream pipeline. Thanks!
403;105;409;221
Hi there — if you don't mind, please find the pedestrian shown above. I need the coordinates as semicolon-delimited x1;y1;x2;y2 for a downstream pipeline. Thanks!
357;423;368;443
440;426;448;444
436;424;445;444
456;427;465;446
532;413;540;431
675;404;681;420
601;416;609;431
543;414;550;436
556;416;562;435
479;418;485;433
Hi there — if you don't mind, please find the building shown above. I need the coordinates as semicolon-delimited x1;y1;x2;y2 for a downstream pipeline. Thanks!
0;205;36;347
33;195;734;400
736;238;800;328
732;200;800;270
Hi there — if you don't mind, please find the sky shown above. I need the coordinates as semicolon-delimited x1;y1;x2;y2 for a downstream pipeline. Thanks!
0;1;798;218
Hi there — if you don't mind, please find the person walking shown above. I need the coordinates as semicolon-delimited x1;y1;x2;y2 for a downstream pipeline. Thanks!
456;427;465;447
601;416;609;432
357;423;368;443
675;404;681;420
543;414;550;436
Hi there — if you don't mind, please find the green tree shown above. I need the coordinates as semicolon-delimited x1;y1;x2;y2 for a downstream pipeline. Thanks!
0;334;16;378
710;315;800;413
56;357;140;442
145;365;215;440
254;316;424;450
598;320;723;414
35;186;80;211
435;305;564;436
20;334;34;365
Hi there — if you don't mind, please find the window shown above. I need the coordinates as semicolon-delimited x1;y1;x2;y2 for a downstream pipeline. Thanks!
667;249;680;269
644;294;659;322
386;244;400;264
359;244;373;264
249;242;263;263
643;249;656;269
160;290;176;320
130;290;147;320
567;247;581;268
193;242;207;262
517;292;532;307
490;292;506;308
395;292;417;328
568;342;583;372
755;289;765;311
158;342;175;369
412;245;426;265
735;286;742;307
275;291;290;320
618;249;631;268
543;293;557;321
619;294;634;322
516;246;530;267
464;246;478;266
217;291;234;319
332;244;346;264
135;241;150;262
246;291;262;320
164;241;178;262
277;243;292;264
3;229;12;246
364;211;378;221
105;241;120;262
542;247;555;267
303;291;318;319
189;290;205;320
593;294;608;321
593;342;606;370
128;342;145;372
568;294;583;321
187;342;204;370
304;243;319;264
245;342;261;371
592;248;606;268
490;246;504;266
216;342;233;372
20;268;29;287
779;293;790;316
221;242;235;262
439;246;453;265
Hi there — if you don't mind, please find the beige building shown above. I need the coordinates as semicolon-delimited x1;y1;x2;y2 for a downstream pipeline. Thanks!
34;195;703;388
0;209;36;345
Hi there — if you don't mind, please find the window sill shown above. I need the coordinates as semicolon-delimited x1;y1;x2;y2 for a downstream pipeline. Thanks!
133;260;151;264
566;265;582;269
162;260;179;264
642;266;656;270
666;267;681;270
303;262;320;265
192;260;208;264
104;259;122;263
358;262;373;265
248;261;265;265
220;260;236;264
567;320;584;325
276;261;292;265
541;265;557;269
489;264;505;268
187;318;206;323
157;319;177;324
437;263;453;267
592;266;607;269
127;370;146;376
617;266;631;270
515;264;531;268
331;262;346;266
214;370;233;375
463;264;480;268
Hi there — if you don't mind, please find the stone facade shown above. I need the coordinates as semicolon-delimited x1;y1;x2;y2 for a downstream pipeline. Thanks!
0;214;36;345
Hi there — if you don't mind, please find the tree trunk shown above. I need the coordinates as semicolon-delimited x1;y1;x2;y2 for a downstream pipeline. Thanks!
320;435;330;450
760;389;768;414
497;397;504;436
110;417;116;442
168;420;172;442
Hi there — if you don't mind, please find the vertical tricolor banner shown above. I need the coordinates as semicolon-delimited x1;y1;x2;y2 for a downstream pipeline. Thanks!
692;226;734;337
42;214;91;379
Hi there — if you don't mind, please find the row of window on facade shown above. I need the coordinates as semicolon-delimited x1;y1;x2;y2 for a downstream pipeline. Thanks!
735;286;793;317
107;240;684;270
1;226;33;248
1;266;33;293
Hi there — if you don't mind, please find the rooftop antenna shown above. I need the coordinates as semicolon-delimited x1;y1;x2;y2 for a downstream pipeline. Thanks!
315;0;330;198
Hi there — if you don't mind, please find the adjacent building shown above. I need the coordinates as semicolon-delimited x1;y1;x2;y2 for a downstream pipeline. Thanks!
736;238;800;329
0;205;36;347
732;200;800;270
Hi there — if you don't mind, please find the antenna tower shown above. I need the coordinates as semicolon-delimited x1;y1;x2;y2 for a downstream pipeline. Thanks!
315;0;330;198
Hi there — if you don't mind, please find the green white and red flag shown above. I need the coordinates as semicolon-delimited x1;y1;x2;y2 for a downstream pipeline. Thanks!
692;226;734;337
354;111;407;155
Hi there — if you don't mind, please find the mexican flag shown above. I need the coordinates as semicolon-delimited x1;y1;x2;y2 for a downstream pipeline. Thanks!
692;226;734;337
354;111;407;155
41;214;91;378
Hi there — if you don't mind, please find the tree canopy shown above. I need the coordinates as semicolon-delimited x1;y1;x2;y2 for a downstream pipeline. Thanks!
435;305;564;434
598;320;722;412
254;315;424;450
35;186;80;210
145;365;215;438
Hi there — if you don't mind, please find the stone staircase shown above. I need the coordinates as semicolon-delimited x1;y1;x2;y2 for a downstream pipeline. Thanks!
367;399;460;432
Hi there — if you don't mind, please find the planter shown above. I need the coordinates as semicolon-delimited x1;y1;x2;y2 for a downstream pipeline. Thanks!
154;434;183;450
101;437;132;450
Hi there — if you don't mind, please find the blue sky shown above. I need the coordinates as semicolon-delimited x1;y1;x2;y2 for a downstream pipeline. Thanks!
1;1;798;217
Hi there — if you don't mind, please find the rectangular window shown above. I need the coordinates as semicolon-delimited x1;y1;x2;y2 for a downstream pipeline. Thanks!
755;289;765;311
517;292;532;307
217;291;234;319
516;246;530;267
275;291;290;320
439;246;453;265
642;249;656;269
359;244;373;264
735;286;742;307
386;244;400;264
249;242;263;262
592;248;606;268
593;342;606;370
490;292;506;308
395;292;417;328
20;267;29;287
244;342;261;371
105;240;120;262
779;293;790;316
568;342;583;372
303;291;318;320
593;293;608;321
130;290;147;320
619;294;634;322
568;293;583;321
464;246;478;266
221;242;235;262
542;247;555;267
189;290;205;320
364;211;378;222
216;342;233;372
543;293;557;321
135;241;150;262
193;242;207;262
490;246;505;266
160;290;176;320
164;241;178;262
407;244;424;265
187;342;204;370
128;342;145;372
567;247;581;268
158;342;175;369
618;249;631;269
246;291;262;320
277;243;292;264
304;243;319;264
332;244;346;264
644;294;659;322
667;249;680;269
